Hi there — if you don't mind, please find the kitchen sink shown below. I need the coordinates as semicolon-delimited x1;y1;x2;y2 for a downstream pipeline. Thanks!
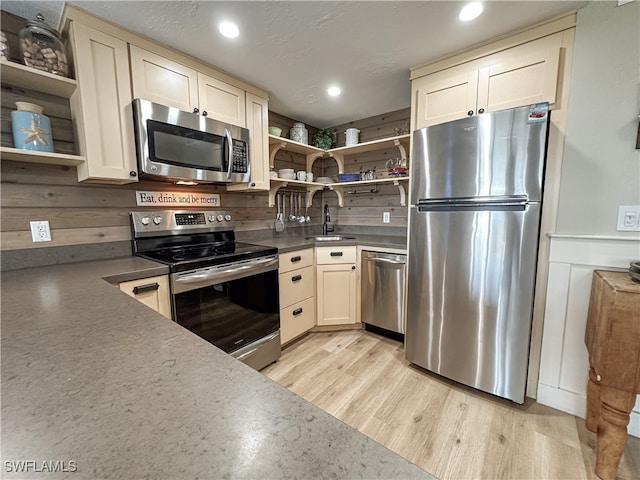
306;235;356;242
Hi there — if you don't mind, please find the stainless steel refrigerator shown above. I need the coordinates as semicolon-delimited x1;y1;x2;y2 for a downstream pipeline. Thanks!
406;104;549;404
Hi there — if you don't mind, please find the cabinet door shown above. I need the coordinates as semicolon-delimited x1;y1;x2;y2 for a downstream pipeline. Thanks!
476;47;560;113
280;297;316;344
413;69;478;129
119;275;171;319
69;22;137;183
227;92;269;191
317;263;357;326
129;45;198;112
197;73;246;127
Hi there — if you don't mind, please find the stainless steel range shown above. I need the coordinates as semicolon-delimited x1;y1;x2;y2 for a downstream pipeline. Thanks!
130;210;280;371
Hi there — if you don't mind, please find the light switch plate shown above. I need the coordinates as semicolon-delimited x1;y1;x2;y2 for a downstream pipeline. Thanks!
616;205;640;231
383;212;390;224
30;221;52;242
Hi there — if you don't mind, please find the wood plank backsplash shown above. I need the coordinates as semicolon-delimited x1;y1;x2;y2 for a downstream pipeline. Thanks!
0;9;410;252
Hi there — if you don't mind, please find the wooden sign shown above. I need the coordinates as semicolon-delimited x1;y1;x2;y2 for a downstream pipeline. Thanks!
135;191;220;207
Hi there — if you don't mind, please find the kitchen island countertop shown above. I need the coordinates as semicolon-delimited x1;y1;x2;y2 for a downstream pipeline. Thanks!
1;256;431;479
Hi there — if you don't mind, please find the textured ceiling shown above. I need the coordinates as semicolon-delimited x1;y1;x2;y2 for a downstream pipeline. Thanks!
1;1;586;128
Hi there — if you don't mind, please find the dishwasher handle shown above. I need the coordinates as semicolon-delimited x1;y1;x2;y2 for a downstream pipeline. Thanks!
365;257;405;265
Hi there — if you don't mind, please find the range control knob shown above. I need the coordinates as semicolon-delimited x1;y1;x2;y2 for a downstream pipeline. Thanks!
153;216;163;225
216;214;224;222
224;214;232;221
141;217;150;226
208;215;216;223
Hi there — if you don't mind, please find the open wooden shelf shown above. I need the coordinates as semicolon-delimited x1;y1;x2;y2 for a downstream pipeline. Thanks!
1;59;78;98
0;146;85;166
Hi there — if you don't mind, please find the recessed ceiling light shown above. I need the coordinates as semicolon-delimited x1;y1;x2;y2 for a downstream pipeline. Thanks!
219;21;239;38
459;2;483;22
327;86;341;96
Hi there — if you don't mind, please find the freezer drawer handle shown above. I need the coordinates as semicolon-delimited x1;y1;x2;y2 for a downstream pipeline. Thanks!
291;274;302;282
330;251;343;257
292;307;303;316
132;283;159;295
290;256;302;263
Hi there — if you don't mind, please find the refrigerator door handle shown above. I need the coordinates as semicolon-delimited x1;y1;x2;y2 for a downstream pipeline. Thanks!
416;195;529;207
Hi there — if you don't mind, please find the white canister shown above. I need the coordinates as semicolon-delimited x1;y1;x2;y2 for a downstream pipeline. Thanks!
345;128;360;146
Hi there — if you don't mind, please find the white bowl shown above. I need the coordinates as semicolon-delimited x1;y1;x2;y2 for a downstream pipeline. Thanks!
278;173;296;180
278;168;294;175
316;176;334;184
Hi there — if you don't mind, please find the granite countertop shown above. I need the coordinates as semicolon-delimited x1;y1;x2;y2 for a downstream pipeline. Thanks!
239;231;408;254
1;256;431;479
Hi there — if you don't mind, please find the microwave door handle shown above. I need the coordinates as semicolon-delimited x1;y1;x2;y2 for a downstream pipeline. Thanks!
224;128;233;179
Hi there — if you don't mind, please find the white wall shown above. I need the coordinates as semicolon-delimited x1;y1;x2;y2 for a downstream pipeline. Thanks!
538;1;640;437
555;1;640;234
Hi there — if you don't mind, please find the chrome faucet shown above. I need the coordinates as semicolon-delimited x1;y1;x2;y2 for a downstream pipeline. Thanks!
322;203;334;236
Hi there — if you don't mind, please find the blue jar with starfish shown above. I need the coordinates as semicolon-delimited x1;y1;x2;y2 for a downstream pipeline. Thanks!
11;101;54;152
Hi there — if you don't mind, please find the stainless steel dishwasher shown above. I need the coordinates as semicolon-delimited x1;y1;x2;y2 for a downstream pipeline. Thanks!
361;251;407;334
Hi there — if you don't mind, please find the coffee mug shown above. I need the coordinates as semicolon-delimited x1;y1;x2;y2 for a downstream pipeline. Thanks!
297;171;306;181
306;172;314;182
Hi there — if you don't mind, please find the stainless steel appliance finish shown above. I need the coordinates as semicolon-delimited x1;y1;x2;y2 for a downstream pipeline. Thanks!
361;251;407;334
406;104;549;403
132;98;251;184
130;210;280;371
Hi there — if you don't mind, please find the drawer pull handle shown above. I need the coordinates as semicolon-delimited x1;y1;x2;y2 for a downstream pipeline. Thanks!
291;256;302;263
291;275;302;282
293;307;303;316
330;251;343;257
132;283;160;295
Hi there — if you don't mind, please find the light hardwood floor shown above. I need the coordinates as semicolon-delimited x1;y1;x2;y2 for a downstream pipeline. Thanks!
262;330;640;480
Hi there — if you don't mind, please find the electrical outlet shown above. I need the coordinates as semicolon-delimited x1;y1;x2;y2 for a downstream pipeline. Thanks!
383;212;390;224
616;205;640;231
30;221;52;242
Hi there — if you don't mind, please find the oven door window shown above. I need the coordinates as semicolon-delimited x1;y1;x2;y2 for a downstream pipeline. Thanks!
147;119;226;171
174;270;279;353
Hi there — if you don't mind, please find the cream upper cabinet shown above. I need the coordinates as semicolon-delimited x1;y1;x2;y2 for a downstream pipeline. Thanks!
197;73;246;128
476;47;560;114
130;45;246;128
316;246;357;326
412;34;563;129
228;92;269;191
413;68;479;129
129;45;198;112
67;21;138;184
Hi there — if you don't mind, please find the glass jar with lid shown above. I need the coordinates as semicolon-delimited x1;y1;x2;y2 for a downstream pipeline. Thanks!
289;122;308;145
19;13;69;77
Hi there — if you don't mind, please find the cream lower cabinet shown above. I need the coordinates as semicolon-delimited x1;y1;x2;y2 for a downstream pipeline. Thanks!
412;32;564;129
279;249;315;344
66;21;138;183
119;275;171;319
316;246;357;326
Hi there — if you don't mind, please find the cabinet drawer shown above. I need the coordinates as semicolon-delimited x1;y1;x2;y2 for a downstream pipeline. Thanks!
279;248;314;273
119;275;171;319
280;297;315;345
316;246;357;265
279;265;314;308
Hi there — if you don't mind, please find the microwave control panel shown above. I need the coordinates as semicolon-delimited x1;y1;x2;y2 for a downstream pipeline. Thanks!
232;140;248;173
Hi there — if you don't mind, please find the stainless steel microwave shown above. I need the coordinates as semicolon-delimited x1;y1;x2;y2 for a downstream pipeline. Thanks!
132;98;251;184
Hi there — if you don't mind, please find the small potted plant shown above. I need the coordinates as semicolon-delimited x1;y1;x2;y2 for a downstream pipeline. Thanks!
313;129;332;150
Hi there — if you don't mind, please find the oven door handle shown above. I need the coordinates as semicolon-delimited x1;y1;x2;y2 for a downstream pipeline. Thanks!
175;256;278;286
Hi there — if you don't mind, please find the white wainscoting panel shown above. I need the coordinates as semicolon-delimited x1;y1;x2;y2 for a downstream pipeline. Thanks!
538;234;640;437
